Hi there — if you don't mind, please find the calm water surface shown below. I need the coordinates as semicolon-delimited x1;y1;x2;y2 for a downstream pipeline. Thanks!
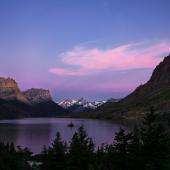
0;118;129;154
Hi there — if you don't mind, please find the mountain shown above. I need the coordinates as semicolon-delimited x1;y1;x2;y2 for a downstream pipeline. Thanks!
97;54;170;120
0;77;30;104
0;77;32;118
0;78;64;118
59;99;79;109
22;88;64;116
58;98;106;113
23;88;52;104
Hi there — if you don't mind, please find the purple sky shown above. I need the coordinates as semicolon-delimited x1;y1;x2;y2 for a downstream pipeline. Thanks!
0;0;170;101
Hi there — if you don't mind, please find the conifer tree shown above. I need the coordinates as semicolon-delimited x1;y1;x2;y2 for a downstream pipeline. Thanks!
113;128;132;170
40;132;67;170
67;126;95;170
141;108;170;170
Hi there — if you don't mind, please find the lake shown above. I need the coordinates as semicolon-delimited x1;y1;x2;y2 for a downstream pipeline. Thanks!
0;118;129;154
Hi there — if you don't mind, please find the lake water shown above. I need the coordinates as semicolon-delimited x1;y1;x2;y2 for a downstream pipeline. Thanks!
0;118;129;154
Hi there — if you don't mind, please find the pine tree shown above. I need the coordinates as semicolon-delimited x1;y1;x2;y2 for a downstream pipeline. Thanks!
67;126;95;170
40;132;67;170
129;125;142;170
140;108;170;170
113;128;132;170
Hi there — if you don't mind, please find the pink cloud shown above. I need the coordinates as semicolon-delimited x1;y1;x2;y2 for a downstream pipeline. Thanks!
49;42;170;76
49;68;85;76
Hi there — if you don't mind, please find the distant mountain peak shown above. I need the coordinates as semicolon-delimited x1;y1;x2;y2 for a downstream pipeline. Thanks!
58;98;106;110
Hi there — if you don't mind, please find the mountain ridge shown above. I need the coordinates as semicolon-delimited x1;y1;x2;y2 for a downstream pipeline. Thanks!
58;98;107;114
97;54;170;119
58;98;106;109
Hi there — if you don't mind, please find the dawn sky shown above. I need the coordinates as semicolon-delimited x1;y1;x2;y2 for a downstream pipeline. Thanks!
0;0;170;101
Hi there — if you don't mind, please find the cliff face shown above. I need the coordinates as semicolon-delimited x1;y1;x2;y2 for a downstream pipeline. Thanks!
0;77;19;97
22;88;64;116
23;88;52;104
0;77;29;104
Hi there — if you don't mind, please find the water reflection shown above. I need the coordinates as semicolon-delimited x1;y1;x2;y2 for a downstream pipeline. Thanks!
0;118;129;153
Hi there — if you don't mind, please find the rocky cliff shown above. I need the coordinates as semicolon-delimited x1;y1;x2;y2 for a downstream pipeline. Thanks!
22;88;64;116
23;88;52;104
0;77;29;104
0;77;19;97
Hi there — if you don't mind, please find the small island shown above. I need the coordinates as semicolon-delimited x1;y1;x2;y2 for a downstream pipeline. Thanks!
67;122;74;127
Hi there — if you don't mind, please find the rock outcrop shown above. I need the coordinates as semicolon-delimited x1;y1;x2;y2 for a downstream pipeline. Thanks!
0;77;29;104
22;88;64;116
0;77;19;97
23;88;52;104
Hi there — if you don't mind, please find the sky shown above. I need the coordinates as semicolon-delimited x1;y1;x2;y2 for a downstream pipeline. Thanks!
0;0;170;101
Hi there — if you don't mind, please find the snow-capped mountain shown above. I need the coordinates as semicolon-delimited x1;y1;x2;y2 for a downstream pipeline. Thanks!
58;98;106;109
